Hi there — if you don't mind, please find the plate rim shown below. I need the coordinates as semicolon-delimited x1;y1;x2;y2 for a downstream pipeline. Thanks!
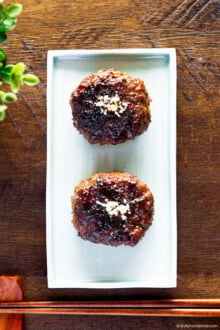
46;48;177;289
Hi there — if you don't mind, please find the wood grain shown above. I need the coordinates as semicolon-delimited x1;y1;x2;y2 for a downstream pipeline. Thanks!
0;0;219;320
23;315;220;330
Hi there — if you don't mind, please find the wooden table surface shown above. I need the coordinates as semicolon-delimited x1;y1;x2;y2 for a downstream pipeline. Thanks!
0;0;219;328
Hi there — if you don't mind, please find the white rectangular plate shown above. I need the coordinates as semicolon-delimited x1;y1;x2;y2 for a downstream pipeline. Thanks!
47;48;177;289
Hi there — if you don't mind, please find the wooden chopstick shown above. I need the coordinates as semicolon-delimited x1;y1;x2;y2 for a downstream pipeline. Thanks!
0;299;220;308
0;300;219;317
0;308;219;317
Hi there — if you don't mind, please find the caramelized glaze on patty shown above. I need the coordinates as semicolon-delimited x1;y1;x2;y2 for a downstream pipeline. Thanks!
72;172;154;246
70;69;151;145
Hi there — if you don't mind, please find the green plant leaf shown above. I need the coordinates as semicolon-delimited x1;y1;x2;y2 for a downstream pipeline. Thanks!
0;112;5;120
1;71;11;83
10;77;20;92
3;18;16;25
22;74;39;86
0;2;40;121
0;48;6;62
0;3;9;17
0;105;7;121
1;92;17;103
0;66;15;84
7;3;23;17
0;105;7;111
4;64;14;72
0;32;7;42
8;63;25;91
12;62;25;75
0;90;5;99
1;18;17;31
